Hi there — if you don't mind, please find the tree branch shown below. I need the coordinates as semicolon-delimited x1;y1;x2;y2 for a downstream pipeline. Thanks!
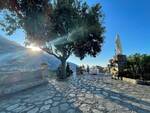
42;47;60;59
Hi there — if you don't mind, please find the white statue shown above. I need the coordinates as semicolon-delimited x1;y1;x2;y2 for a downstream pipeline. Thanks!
115;34;123;55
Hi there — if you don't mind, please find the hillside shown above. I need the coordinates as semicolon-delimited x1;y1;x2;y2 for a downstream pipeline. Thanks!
0;36;75;72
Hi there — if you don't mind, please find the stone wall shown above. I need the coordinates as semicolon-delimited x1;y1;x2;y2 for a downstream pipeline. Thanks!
0;69;48;97
0;70;42;85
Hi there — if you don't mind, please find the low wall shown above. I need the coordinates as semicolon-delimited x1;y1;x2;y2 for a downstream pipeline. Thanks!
122;77;138;84
0;70;42;85
0;69;48;97
122;77;150;85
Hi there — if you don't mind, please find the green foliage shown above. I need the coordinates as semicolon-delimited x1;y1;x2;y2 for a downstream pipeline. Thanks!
49;0;105;60
126;53;150;80
0;0;51;45
1;0;105;59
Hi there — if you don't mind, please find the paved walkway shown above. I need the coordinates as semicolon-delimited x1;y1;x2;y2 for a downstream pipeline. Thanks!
0;74;150;113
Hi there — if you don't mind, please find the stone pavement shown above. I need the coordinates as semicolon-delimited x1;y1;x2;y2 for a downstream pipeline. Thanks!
0;74;150;113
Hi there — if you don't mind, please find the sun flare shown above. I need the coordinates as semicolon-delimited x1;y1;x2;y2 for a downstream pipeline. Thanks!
27;45;41;51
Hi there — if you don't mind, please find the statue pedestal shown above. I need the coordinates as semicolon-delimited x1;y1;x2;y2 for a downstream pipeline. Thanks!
109;54;127;79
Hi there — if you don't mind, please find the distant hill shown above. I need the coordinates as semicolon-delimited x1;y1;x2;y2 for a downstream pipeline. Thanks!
0;36;24;53
0;36;76;72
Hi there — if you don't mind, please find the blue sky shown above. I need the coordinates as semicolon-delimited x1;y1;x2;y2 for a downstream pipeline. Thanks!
0;0;150;66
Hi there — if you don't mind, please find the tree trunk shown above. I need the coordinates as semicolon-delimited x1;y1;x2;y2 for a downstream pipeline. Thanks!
60;58;67;79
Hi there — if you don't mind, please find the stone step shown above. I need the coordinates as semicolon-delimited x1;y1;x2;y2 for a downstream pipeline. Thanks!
0;79;48;97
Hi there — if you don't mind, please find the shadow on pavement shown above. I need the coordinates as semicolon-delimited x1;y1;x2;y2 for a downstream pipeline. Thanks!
71;77;150;113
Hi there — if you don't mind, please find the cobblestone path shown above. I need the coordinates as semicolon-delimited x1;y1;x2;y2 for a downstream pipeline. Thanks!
0;74;150;113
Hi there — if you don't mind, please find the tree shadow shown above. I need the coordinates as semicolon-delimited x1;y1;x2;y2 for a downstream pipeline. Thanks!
71;77;150;113
0;82;83;113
